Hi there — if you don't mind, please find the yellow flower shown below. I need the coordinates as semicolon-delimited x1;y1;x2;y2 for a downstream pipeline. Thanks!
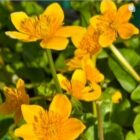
90;0;139;47
15;94;85;140
57;69;101;101
112;91;122;104
6;3;83;50
0;79;29;123
72;25;101;55
66;50;89;71
82;57;104;84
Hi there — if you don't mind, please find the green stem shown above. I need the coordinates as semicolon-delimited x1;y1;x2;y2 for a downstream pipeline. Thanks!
46;49;62;93
110;44;140;82
96;101;104;140
91;55;104;140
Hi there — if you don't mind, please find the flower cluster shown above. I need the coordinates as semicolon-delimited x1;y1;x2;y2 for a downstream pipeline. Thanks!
0;0;139;140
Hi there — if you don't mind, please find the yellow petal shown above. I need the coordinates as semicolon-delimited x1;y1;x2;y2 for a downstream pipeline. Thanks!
112;91;122;104
100;0;117;13
15;124;37;140
55;26;86;38
62;118;86;140
71;69;86;85
118;23;139;39
0;103;13;114
11;12;29;32
0;87;17;114
83;58;104;83
90;15;101;29
17;79;24;89
43;3;64;24
49;94;72;119
57;74;71;91
21;105;44;123
14;109;22;124
117;3;134;23
81;83;102;101
40;37;69;50
99;30;116;47
71;81;85;100
5;31;37;42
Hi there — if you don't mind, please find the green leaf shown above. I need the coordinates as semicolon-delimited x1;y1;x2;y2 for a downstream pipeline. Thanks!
125;131;138;140
21;1;43;15
0;116;13;139
104;123;124;140
108;57;137;93
81;126;97;140
111;98;134;127
133;114;140;139
133;106;140;113
131;85;140;103
80;113;97;140
55;54;67;72
119;48;140;67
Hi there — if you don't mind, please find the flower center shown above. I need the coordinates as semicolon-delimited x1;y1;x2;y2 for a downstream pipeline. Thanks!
38;14;62;39
97;11;118;34
20;16;40;38
33;111;62;140
79;31;101;55
20;14;62;40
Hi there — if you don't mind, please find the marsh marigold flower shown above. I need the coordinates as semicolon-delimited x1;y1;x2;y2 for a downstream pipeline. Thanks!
15;94;85;140
67;26;102;71
57;69;101;101
71;26;101;55
82;57;104;84
90;0;139;47
66;51;90;71
0;79;29;123
6;3;83;50
112;91;122;104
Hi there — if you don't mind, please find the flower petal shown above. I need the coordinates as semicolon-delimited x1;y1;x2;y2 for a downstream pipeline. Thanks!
117;3;134;23
99;30;116;47
0;87;17;114
40;37;69;50
11;12;29;32
49;94;72;119
61;118;86;140
16;79;29;104
55;26;86;38
71;69;86;85
21;105;44;123
100;0;117;13
14;109;22;124
112;91;122;104
118;23;139;39
5;31;37;42
57;74;71;92
81;83;102;101
43;3;64;24
15;124;37;140
90;15;101;29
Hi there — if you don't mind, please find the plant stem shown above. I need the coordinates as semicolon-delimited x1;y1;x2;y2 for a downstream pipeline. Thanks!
110;44;140;82
92;55;104;140
46;49;62;93
96;101;104;140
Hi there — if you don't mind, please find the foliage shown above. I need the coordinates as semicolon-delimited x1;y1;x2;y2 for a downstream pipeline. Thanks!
0;1;140;140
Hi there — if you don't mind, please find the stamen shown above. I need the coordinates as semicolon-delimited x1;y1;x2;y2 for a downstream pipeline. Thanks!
33;111;62;140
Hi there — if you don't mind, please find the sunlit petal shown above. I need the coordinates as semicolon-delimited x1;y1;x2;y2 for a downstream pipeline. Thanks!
100;0;117;13
49;94;72;119
40;37;69;50
11;12;29;32
118;23;139;39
